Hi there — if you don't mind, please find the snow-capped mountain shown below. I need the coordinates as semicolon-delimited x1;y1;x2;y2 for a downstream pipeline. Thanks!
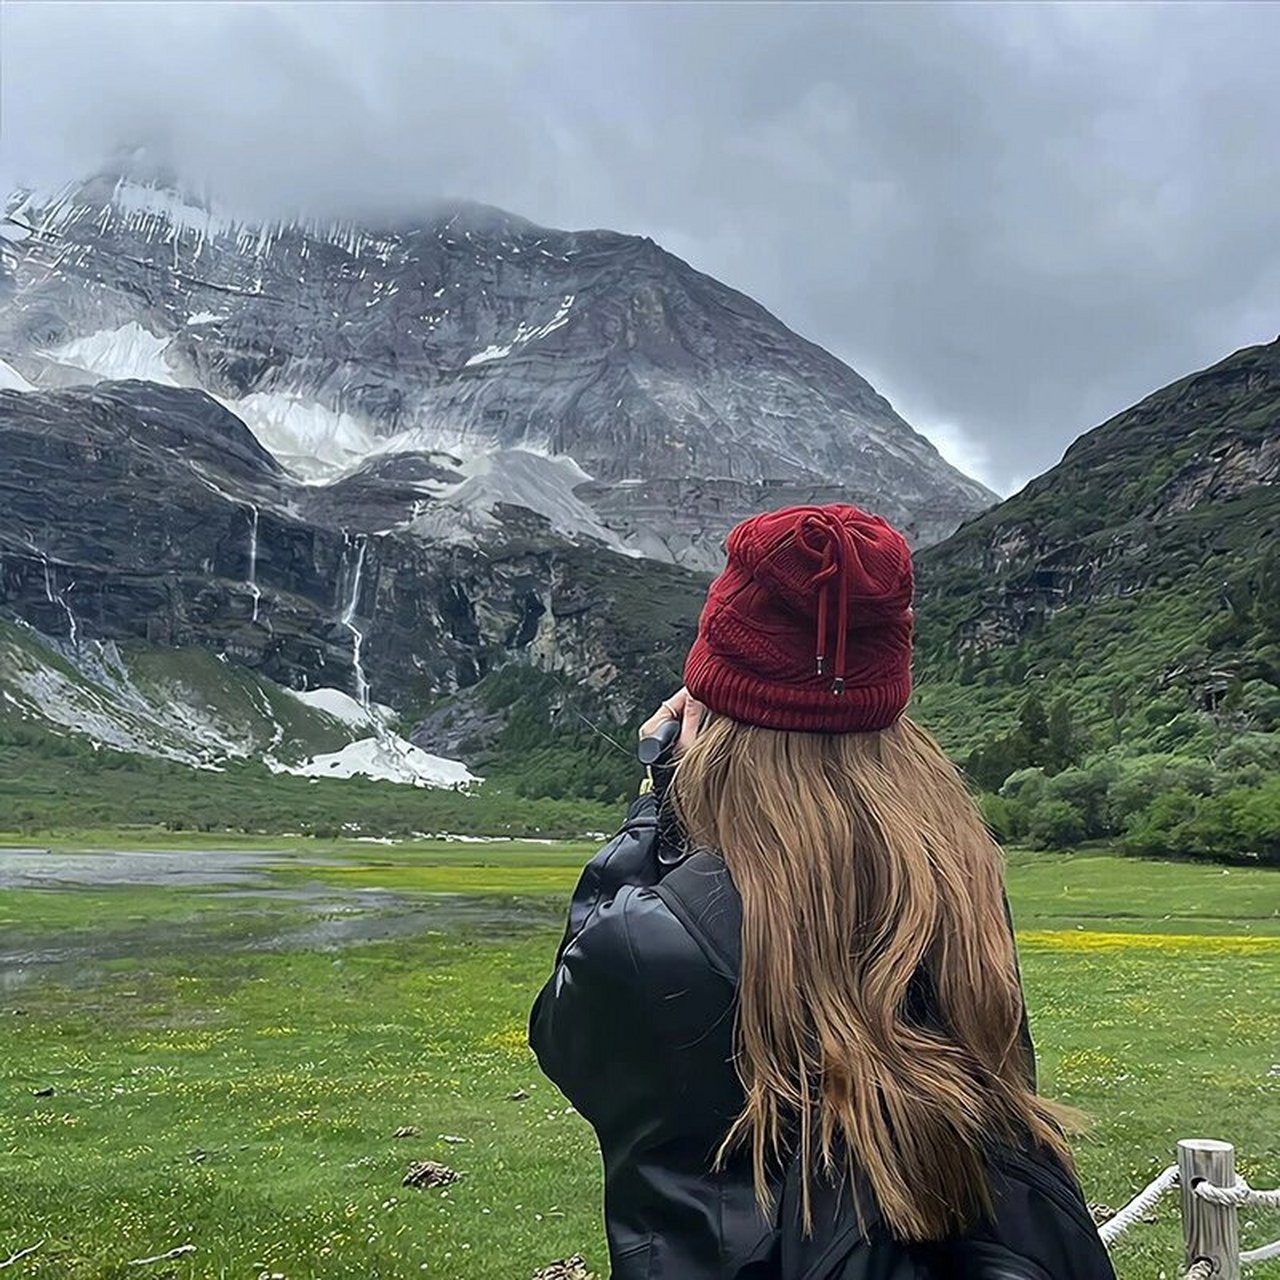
0;158;994;567
0;156;998;776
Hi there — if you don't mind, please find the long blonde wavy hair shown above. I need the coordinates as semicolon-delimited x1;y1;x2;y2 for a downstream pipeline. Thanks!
670;713;1076;1241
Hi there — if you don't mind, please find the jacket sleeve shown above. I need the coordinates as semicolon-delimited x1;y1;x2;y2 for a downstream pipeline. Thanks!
552;793;664;946
527;795;662;1116
527;794;708;1126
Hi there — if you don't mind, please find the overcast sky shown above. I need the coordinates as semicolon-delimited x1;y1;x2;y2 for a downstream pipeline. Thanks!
3;1;1279;494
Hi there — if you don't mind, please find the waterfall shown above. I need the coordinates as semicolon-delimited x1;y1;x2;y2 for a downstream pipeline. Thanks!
340;535;370;707
189;467;266;624
247;504;261;623
42;555;79;647
64;584;79;648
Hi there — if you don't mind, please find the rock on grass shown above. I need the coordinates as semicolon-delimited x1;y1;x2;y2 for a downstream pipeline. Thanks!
532;1256;595;1280
402;1160;459;1189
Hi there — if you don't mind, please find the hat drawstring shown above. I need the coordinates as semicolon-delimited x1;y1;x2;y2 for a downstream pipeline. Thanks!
815;576;829;678
801;510;857;696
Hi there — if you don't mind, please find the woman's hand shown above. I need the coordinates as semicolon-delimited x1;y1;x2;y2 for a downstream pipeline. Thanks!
638;687;706;759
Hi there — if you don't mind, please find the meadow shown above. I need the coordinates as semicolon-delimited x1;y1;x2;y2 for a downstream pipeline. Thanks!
0;838;1277;1280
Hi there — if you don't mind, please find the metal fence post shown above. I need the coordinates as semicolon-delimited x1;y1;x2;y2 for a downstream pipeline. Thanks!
1178;1138;1241;1280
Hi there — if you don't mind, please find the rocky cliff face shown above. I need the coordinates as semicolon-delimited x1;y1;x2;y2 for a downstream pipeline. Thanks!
0;381;704;717
1;160;994;570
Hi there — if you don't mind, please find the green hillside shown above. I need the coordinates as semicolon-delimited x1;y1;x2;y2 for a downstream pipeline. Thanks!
0;622;616;840
912;338;1280;862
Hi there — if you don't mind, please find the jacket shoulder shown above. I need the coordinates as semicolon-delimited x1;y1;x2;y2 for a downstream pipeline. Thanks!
565;880;714;990
652;852;742;981
560;795;659;937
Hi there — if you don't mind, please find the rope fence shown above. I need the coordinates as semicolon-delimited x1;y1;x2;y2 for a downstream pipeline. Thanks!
1241;1239;1280;1267
1096;1139;1280;1280
1098;1163;1181;1247
1195;1178;1280;1212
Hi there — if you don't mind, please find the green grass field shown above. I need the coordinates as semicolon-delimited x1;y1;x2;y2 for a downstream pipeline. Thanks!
0;840;1277;1280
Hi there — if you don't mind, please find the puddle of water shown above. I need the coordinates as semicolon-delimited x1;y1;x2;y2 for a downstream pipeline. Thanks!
0;848;565;997
0;848;289;890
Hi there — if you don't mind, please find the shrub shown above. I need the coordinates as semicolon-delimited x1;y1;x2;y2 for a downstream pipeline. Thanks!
1105;755;1215;831
1043;761;1118;839
977;793;1022;843
1124;778;1280;865
1216;732;1280;777
1027;798;1087;850
1000;767;1048;809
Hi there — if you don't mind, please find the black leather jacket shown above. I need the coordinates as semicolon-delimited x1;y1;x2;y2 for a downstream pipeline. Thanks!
529;795;1037;1279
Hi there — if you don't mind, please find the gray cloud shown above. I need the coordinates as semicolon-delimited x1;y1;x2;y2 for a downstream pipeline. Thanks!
3;1;1279;492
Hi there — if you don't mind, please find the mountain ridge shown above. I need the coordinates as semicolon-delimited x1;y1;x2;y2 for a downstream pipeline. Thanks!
1;165;994;567
16;160;1274;832
912;335;1280;782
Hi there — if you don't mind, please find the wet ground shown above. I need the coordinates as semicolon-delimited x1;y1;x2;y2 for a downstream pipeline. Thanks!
0;846;563;994
0;847;289;890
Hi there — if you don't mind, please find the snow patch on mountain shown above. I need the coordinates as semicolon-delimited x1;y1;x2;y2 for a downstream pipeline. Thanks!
111;178;237;245
269;736;477;788
464;294;576;365
0;359;33;391
407;448;639;554
46;322;180;386
225;391;380;481
2;631;247;766
465;343;515;367
4;180;80;232
0;624;475;789
285;686;385;729
12;177;267;259
204;389;623;551
11;312;618;548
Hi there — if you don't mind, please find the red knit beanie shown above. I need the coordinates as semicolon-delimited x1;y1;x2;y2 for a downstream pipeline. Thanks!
684;504;914;733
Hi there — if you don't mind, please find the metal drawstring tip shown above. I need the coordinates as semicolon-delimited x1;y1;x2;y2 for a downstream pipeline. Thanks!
816;656;826;675
831;677;845;696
